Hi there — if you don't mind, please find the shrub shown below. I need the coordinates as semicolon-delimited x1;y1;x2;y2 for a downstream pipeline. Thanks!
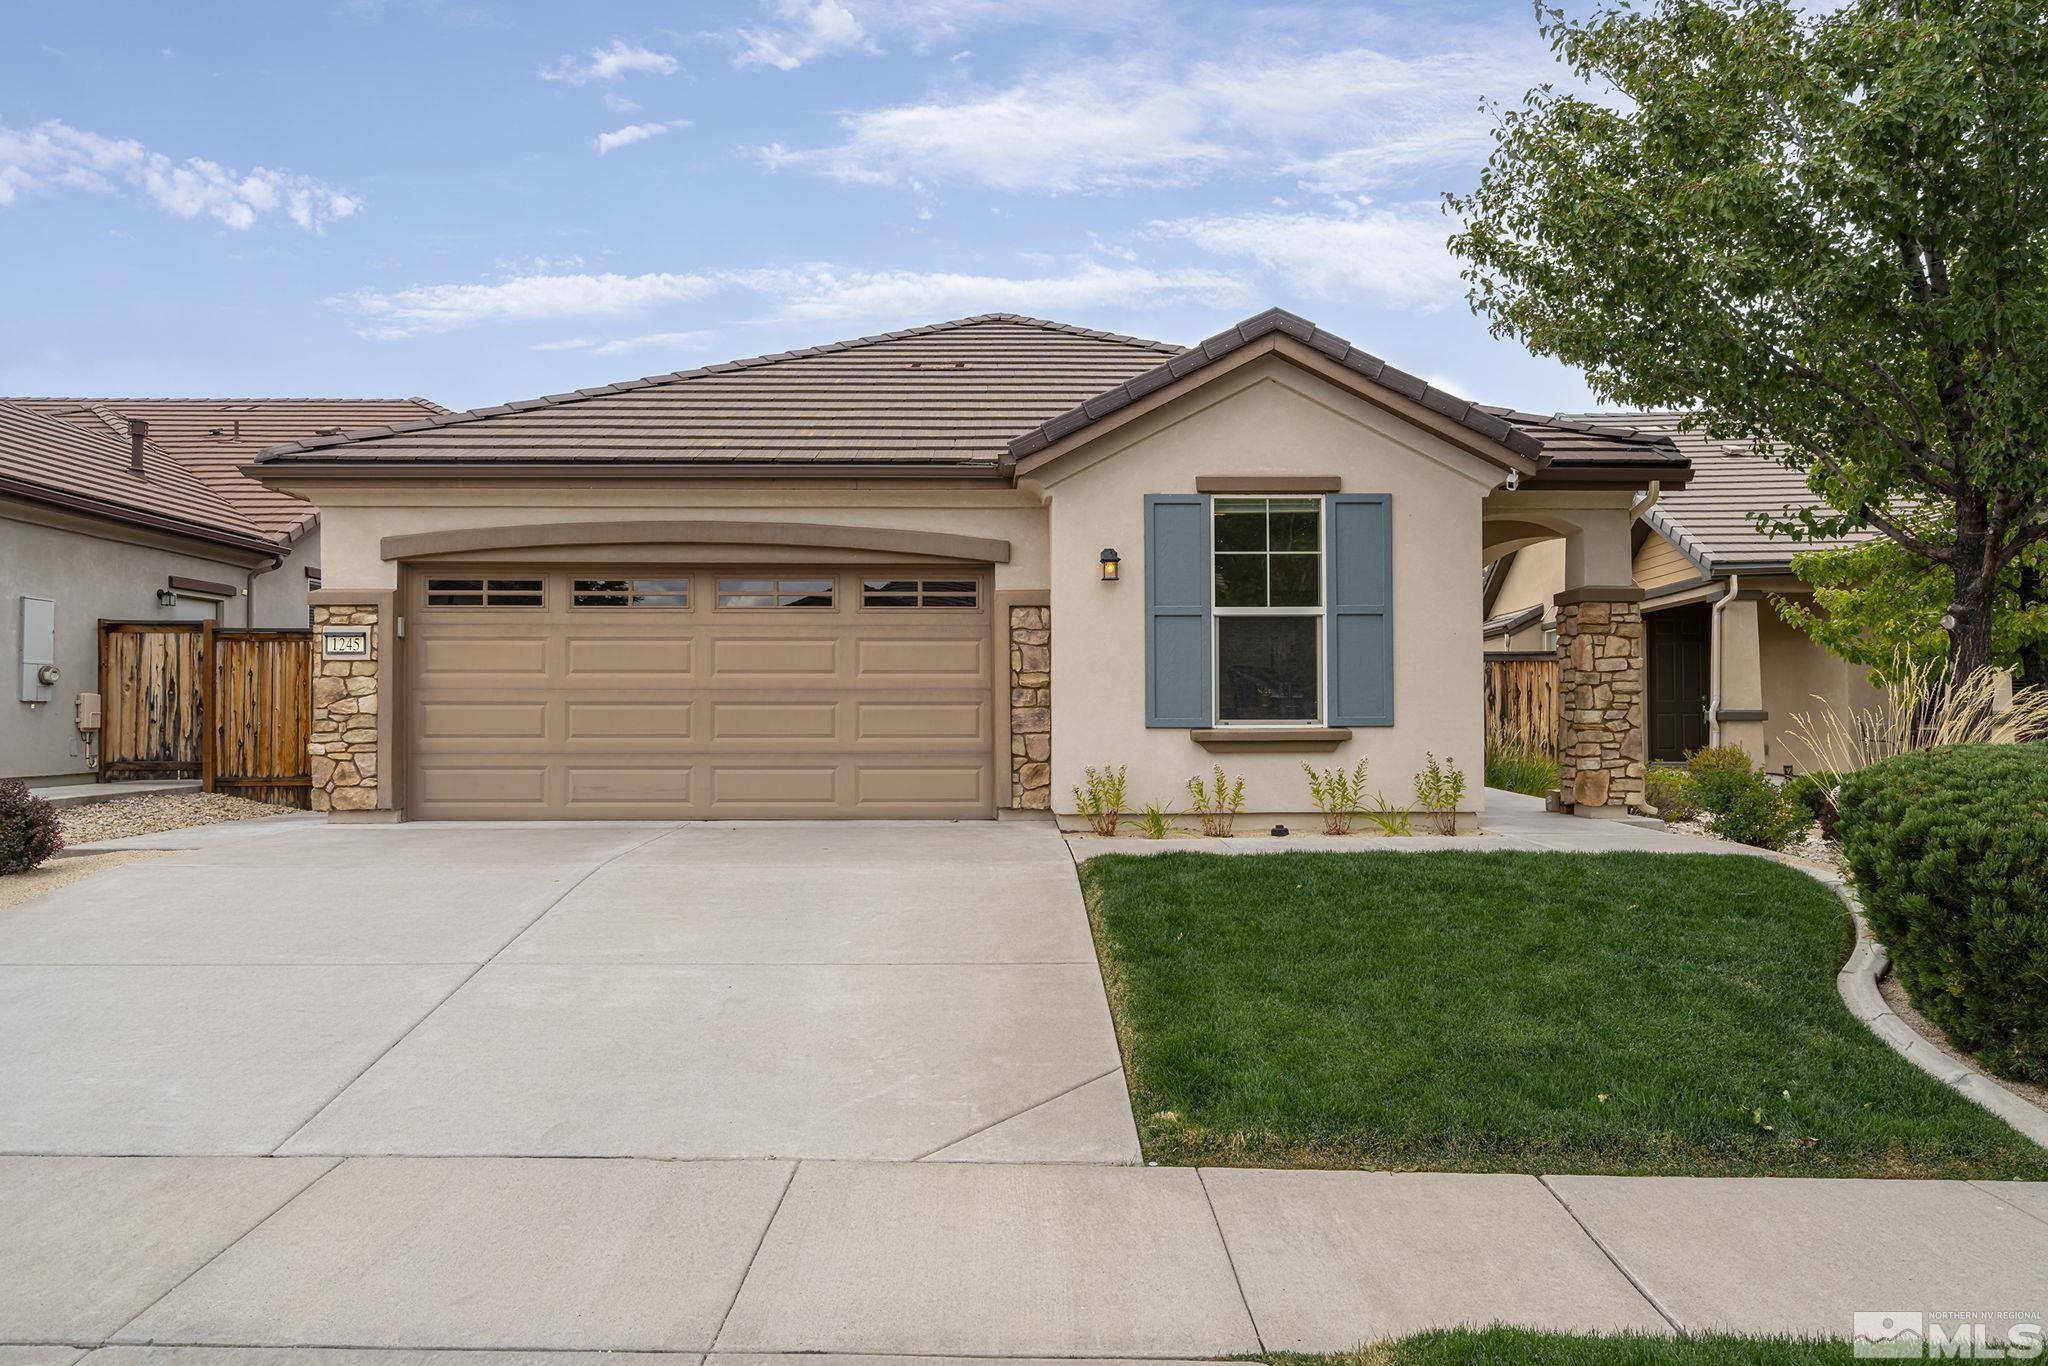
1362;793;1412;835
0;779;64;875
1071;765;1127;837
1837;744;2048;1085
1137;801;1174;839
1484;739;1557;798
1684;744;1757;815
1644;767;1698;823
1302;759;1370;835
1783;772;1840;841
1415;752;1467;835
1186;767;1246;838
1707;776;1811;851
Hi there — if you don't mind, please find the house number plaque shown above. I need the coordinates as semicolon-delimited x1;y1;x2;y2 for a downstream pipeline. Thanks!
321;628;372;660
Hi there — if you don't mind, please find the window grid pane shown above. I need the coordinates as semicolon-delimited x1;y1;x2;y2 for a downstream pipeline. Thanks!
427;577;543;608
861;577;979;609
719;576;837;609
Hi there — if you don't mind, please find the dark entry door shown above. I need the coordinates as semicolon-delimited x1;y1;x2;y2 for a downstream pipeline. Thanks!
1646;604;1711;762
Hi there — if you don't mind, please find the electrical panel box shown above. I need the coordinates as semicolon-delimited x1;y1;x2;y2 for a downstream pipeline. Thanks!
18;597;56;704
75;691;102;730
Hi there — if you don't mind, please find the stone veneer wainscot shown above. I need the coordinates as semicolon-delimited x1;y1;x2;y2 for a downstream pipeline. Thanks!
1010;605;1050;809
309;604;379;812
1556;595;1645;810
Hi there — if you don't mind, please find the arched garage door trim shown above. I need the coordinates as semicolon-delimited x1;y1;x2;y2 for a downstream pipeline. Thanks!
381;519;1012;565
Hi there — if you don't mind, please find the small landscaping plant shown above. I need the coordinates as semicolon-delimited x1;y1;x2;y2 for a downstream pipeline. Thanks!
1681;745;1807;850
1137;800;1174;840
1837;743;2048;1086
1683;744;1758;812
1302;759;1370;835
1414;752;1466;834
1782;772;1840;841
1484;737;1558;798
1071;765;1128;837
1185;766;1246;838
0;779;64;875
1361;793;1412;835
1644;767;1698;823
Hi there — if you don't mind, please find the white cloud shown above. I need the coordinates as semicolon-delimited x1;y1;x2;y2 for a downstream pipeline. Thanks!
749;41;1536;195
540;39;678;84
343;270;722;336
0;118;360;231
535;330;716;356
343;258;1248;337
1152;206;1464;309
602;92;642;113
737;0;872;70
594;120;689;154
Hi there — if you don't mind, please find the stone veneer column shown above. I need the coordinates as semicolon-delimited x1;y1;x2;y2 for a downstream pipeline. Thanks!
309;603;380;813
1555;593;1645;813
1009;605;1050;809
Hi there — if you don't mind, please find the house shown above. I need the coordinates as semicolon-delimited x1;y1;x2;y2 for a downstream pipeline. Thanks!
2;396;444;784
249;308;1689;823
1482;411;1882;773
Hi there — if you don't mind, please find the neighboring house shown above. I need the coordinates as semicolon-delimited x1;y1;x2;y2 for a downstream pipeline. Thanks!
1482;411;1882;774
250;308;1688;823
2;396;444;784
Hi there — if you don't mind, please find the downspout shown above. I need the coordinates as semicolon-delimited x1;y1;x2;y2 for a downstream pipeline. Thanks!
1632;480;1661;524
245;555;284;627
1708;572;1740;748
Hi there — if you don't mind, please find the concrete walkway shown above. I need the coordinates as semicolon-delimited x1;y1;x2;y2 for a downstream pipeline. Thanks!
4;1155;2045;1355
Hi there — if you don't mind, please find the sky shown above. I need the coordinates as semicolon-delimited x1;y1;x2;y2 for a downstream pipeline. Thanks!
0;0;1608;414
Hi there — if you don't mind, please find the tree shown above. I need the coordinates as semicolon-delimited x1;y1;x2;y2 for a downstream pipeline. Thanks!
1450;0;2048;676
1774;528;2048;686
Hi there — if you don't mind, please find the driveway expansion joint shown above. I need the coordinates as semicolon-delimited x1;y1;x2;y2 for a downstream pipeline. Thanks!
1537;1173;1684;1335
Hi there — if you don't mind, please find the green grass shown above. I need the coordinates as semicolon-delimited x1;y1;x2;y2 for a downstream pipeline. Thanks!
1266;1327;1853;1364
1483;740;1558;797
1081;850;2048;1178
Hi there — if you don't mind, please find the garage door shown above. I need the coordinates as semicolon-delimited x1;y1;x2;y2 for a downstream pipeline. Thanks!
404;566;995;819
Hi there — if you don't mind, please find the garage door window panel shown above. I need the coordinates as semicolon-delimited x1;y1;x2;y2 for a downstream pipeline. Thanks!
426;577;545;608
718;577;836;609
572;577;693;608
861;578;980;609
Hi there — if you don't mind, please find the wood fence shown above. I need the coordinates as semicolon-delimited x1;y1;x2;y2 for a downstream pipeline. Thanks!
1484;650;1561;757
98;620;315;807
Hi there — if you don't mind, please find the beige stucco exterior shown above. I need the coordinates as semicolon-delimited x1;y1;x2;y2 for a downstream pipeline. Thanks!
265;336;1675;823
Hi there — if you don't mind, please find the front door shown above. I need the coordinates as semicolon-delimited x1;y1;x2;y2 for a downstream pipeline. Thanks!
1646;604;1710;763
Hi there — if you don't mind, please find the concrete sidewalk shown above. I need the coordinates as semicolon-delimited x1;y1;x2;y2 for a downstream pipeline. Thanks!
4;1156;2044;1356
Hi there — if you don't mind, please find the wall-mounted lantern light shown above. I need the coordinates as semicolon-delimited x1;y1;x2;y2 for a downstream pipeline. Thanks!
154;588;178;607
1099;547;1121;582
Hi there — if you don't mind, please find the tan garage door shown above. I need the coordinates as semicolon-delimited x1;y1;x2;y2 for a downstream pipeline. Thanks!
404;566;995;819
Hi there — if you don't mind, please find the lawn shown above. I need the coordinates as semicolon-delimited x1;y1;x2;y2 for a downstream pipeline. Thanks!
1269;1327;1854;1364
1081;850;2048;1178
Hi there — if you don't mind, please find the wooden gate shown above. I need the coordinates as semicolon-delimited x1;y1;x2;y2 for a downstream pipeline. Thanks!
1484;650;1561;756
98;620;315;807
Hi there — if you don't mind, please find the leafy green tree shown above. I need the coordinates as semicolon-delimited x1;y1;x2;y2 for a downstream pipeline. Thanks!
1450;0;2048;676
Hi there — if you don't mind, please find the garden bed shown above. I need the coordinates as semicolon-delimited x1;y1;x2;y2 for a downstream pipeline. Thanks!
1081;849;2047;1179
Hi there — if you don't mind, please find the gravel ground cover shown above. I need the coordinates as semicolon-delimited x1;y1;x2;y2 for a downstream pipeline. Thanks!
59;792;292;845
0;850;167;909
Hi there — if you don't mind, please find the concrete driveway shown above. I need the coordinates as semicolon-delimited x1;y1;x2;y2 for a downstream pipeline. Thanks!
0;819;1138;1164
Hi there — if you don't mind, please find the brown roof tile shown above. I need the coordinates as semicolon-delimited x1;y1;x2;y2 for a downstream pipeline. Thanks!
0;401;277;553
13;397;446;541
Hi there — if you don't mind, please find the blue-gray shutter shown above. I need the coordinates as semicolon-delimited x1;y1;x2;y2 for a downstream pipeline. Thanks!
1144;493;1211;727
1327;493;1393;727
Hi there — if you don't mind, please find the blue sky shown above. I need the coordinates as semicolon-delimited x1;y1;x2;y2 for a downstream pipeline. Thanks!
1;0;1604;414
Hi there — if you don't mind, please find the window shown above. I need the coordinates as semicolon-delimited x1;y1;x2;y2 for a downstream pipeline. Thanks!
716;576;835;609
1212;497;1322;724
572;577;692;608
425;577;544;608
862;577;978;609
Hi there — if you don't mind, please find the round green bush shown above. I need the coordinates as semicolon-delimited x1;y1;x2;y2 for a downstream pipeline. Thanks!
0;779;65;875
1836;744;2048;1085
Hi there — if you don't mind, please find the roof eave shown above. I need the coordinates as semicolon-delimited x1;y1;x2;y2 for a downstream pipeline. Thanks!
242;458;1015;483
0;475;285;558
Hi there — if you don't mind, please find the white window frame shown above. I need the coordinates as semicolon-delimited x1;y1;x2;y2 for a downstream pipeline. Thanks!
1209;495;1326;727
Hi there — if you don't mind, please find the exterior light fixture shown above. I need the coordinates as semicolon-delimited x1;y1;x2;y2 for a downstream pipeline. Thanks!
155;588;177;607
1099;548;1121;582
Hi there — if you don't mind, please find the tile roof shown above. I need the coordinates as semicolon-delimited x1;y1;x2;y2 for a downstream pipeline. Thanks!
0;400;279;553
253;316;1182;469
1008;308;1548;466
1484;408;1693;478
1553;411;1872;572
13;396;446;541
1483;603;1544;637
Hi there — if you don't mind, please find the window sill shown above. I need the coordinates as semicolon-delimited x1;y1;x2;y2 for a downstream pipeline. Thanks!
1192;726;1352;752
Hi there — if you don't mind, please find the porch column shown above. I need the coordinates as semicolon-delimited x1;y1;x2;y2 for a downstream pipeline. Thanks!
1714;595;1767;765
1555;508;1645;817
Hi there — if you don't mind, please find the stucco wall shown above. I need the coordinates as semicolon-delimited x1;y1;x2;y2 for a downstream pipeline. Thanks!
1038;353;1494;820
1759;598;1885;774
1488;538;1565;623
1;505;305;783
